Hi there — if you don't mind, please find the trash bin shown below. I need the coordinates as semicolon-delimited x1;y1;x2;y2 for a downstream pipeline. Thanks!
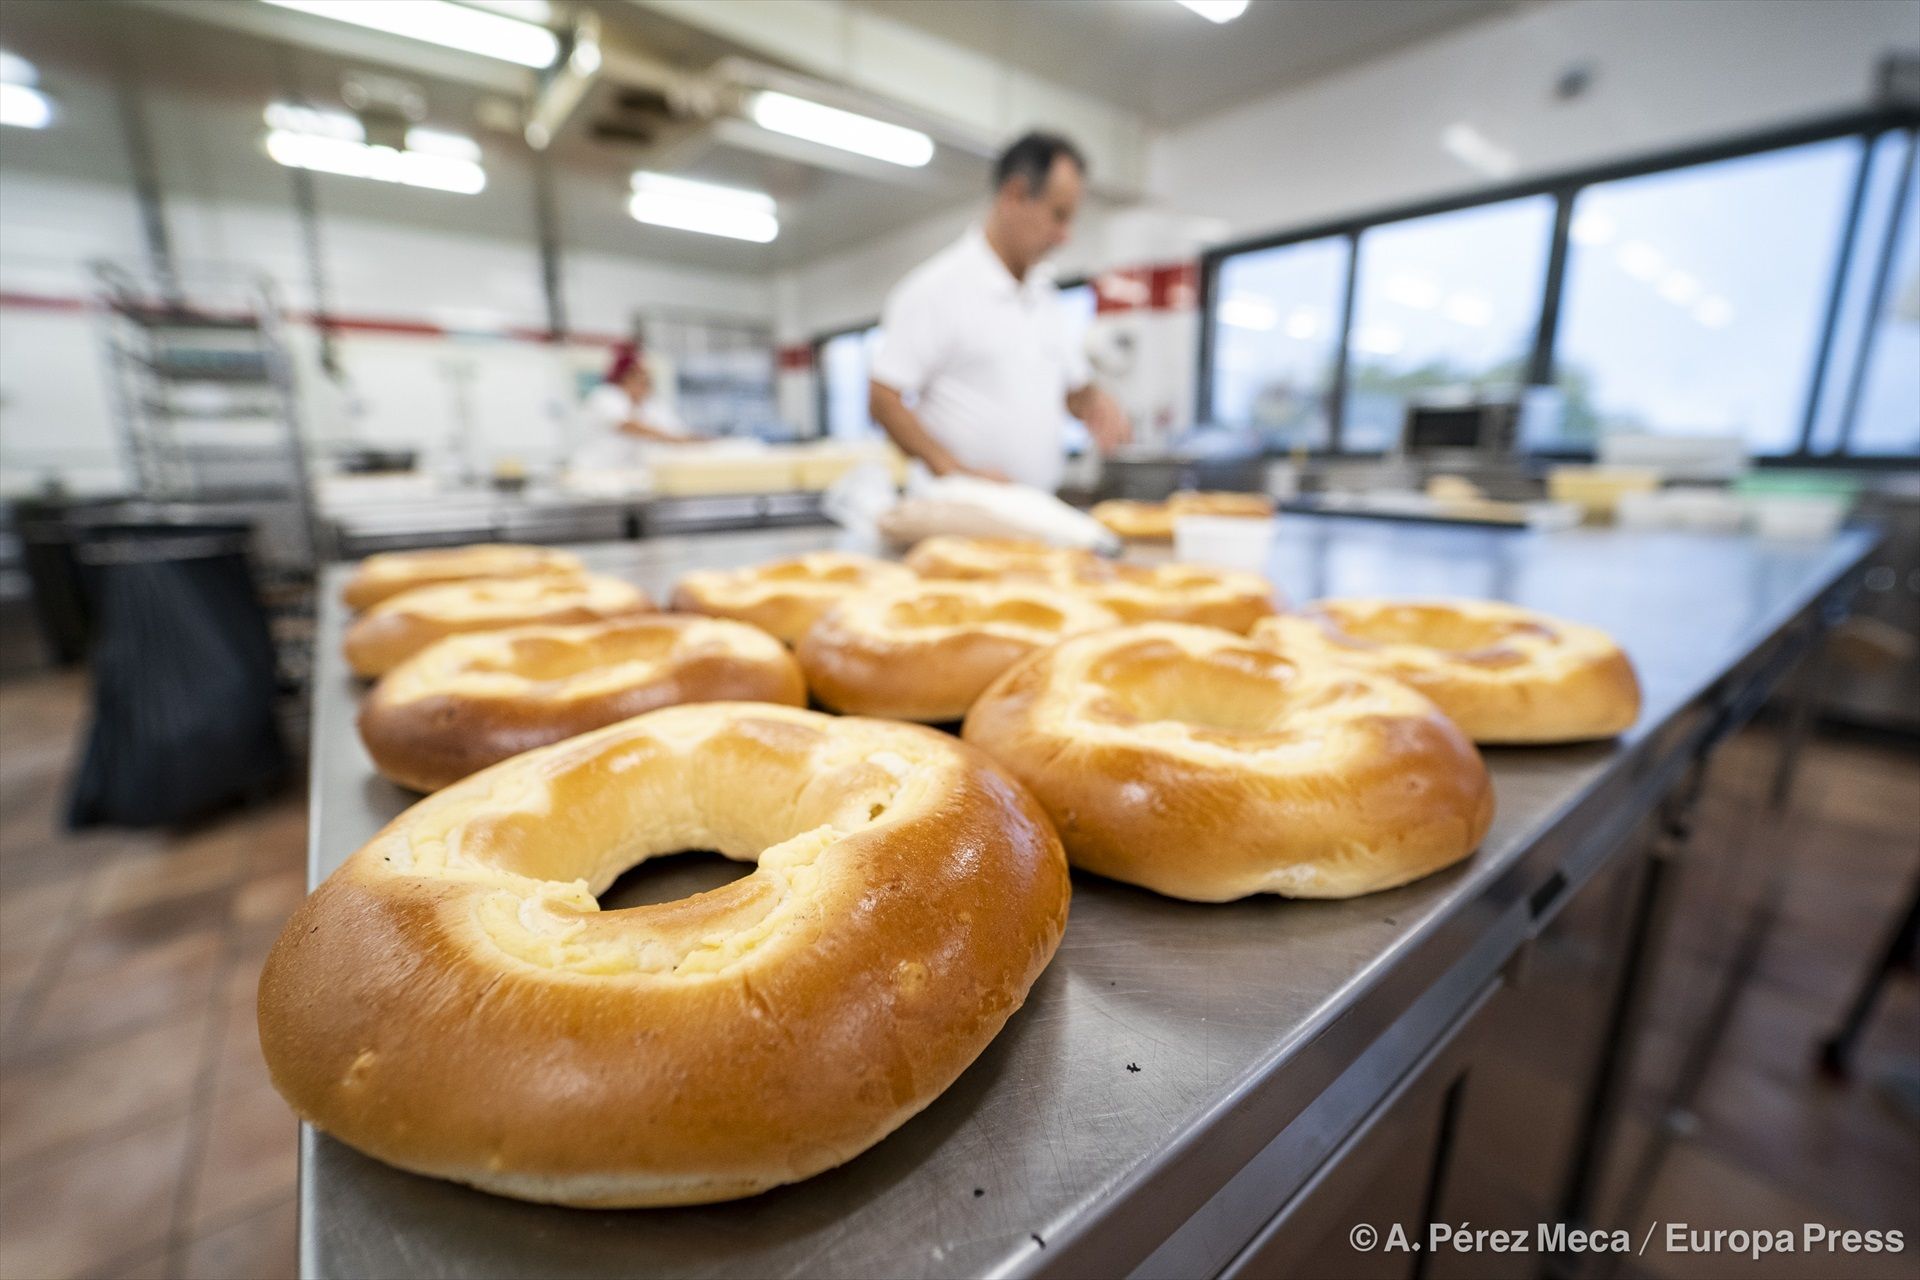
11;495;129;666
65;521;290;828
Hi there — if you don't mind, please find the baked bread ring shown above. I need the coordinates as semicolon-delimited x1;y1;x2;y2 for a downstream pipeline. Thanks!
343;574;653;677
670;553;915;644
963;622;1494;901
341;544;584;611
1092;492;1275;541
259;703;1070;1207
902;536;1097;582
1067;560;1280;633
1254;600;1641;743
359;615;806;791
797;581;1119;722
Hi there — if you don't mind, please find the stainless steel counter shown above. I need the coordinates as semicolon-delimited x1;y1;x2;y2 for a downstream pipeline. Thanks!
299;519;1873;1280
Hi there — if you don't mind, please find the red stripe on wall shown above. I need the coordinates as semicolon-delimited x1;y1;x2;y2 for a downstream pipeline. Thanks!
777;344;813;371
0;290;93;313
1092;261;1198;314
0;291;633;348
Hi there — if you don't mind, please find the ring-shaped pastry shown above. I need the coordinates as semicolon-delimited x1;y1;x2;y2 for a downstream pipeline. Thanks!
670;553;915;644
343;574;653;677
1254;599;1641;743
359;615;806;791
341;544;584;611
963;622;1494;901
797;581;1118;722
260;703;1070;1207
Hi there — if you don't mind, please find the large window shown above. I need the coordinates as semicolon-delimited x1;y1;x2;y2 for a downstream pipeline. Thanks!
1198;114;1920;460
1343;196;1554;450
1208;236;1349;447
818;323;881;440
1552;140;1859;453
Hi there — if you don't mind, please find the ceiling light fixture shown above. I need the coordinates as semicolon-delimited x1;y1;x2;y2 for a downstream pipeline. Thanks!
747;91;933;168
0;50;51;130
629;172;779;243
0;81;52;130
1440;122;1517;179
259;0;559;69
263;102;485;193
1175;0;1250;23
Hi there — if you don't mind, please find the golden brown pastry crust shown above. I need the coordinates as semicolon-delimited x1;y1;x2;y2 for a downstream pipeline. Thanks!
342;574;653;677
1091;492;1274;541
260;703;1070;1207
963;622;1493;901
341;544;584;611
670;553;915;644
797;581;1117;722
1254;599;1641;743
359;615;806;791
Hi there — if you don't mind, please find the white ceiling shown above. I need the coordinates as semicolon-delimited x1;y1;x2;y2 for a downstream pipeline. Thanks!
0;0;1541;275
848;0;1534;127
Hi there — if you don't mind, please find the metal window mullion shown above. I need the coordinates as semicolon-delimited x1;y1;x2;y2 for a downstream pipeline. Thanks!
1796;133;1881;455
1835;130;1918;455
1327;231;1362;454
1526;187;1577;387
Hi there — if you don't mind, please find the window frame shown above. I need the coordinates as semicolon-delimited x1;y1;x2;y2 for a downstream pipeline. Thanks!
1196;105;1920;465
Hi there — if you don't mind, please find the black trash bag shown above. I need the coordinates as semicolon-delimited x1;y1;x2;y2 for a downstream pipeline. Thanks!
66;525;291;828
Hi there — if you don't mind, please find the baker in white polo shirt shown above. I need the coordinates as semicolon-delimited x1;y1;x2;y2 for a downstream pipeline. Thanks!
869;132;1130;490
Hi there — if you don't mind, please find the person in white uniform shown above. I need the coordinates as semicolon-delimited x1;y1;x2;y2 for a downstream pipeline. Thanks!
577;345;693;469
870;132;1129;490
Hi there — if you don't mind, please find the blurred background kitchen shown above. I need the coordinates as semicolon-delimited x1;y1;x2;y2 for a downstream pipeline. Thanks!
0;1;1916;1278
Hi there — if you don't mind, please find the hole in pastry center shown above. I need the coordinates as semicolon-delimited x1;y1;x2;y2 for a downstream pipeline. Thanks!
596;850;756;909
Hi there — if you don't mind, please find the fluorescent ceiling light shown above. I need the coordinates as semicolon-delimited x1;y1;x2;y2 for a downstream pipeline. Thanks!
1440;122;1517;179
629;172;778;243
1175;0;1250;23
0;49;38;86
267;130;486;193
264;103;483;161
260;0;559;68
462;0;551;21
748;91;933;168
1218;294;1278;331
0;81;52;130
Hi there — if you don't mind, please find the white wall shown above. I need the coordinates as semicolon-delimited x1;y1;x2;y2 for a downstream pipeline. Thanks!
1150;0;1916;239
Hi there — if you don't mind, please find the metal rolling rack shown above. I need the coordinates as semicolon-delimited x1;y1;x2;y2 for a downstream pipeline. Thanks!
93;261;323;734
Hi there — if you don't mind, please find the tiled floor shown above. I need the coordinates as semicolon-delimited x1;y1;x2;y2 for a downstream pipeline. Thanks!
1;672;304;1280
0;670;1915;1279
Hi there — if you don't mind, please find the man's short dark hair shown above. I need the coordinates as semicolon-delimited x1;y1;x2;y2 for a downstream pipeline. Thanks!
993;131;1086;196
